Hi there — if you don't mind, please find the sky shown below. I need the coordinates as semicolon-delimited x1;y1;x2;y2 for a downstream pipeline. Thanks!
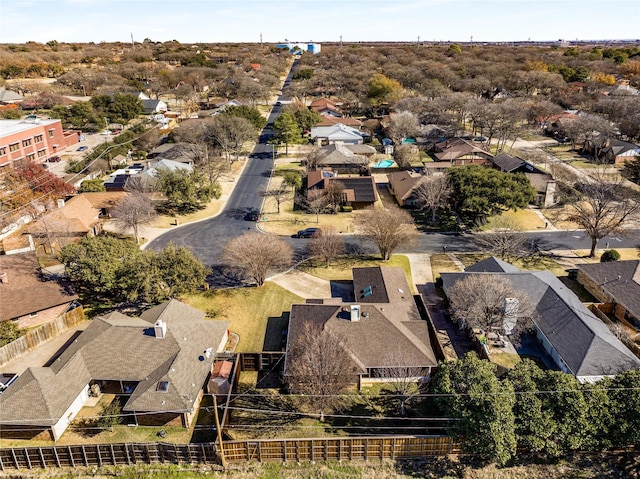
1;0;639;45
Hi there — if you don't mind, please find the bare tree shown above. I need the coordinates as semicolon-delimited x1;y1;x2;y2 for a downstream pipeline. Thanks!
394;144;420;170
261;183;290;213
475;216;528;260
565;173;640;257
324;181;344;212
205;115;256;165
111;194;158;244
387;111;420;144
377;349;429;416
308;226;345;267
296;193;328;223
356;206;417;261
286;322;358;421
304;147;323;172
447;274;535;342
221;232;293;286
413;175;451;222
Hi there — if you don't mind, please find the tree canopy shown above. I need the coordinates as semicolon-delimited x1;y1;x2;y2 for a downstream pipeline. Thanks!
447;166;535;222
60;236;209;307
157;167;221;213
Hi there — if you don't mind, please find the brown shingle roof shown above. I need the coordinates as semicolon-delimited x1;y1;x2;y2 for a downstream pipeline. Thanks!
285;267;437;376
0;300;229;426
0;252;77;321
387;171;422;202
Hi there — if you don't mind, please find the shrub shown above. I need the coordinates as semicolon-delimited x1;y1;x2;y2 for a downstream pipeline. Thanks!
601;250;621;262
341;205;353;212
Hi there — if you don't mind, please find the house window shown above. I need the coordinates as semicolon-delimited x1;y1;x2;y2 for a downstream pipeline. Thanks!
26;153;35;161
22;139;32;147
29;312;39;318
0;147;6;156
37;149;46;157
34;135;43;143
48;129;55;138
156;381;169;392
9;143;19;152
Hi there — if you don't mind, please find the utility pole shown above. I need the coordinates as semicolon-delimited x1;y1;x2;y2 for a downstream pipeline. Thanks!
131;33;135;49
213;395;227;469
417;35;420;45
339;35;343;49
260;33;263;46
470;35;473;45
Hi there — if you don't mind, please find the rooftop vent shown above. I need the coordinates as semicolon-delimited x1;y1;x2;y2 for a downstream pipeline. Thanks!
154;319;167;339
350;304;361;322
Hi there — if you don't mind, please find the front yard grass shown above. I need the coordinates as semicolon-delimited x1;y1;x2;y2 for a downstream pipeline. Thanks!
183;283;303;353
300;254;414;292
480;208;547;231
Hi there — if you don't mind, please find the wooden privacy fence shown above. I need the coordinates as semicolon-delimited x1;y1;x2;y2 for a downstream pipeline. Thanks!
0;306;85;368
0;442;218;471
223;436;460;463
0;436;459;470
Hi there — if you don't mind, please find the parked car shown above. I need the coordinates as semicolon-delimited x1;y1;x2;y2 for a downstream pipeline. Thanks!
77;146;88;152
295;228;322;238
47;156;61;162
246;208;261;221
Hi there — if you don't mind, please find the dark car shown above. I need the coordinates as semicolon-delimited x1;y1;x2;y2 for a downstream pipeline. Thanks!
295;227;322;238
47;156;61;162
246;208;261;221
77;146;88;152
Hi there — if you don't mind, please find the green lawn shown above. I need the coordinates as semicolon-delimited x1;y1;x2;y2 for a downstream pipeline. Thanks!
184;283;303;353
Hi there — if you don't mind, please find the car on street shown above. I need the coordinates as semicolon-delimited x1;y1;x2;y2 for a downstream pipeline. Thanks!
245;208;261;221
294;227;322;238
47;156;61;162
77;146;88;152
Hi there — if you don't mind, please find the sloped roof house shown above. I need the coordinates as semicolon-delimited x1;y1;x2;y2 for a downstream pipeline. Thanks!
441;258;640;383
0;300;229;441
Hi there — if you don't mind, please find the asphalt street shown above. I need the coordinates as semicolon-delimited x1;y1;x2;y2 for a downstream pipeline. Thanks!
147;63;640;283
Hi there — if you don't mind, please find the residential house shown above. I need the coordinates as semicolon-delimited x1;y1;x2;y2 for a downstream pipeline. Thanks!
433;138;494;166
310;144;370;173
309;98;340;117
314;115;363;128
0;300;230;441
284;267;439;390
608;84;639;96
0;88;24;105
104;159;192;192
25;194;106;246
142;99;168;114
386;170;424;207
491;153;556;207
307;169;377;209
583;137;640;165
310;123;365;146
441;257;640;383
148;142;203;165
577;260;640;330
0;252;78;328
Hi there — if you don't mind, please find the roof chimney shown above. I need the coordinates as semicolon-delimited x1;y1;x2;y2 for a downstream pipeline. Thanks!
154;319;167;339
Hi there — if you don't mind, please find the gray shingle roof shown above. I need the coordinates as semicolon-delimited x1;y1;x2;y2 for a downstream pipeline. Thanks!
577;260;640;321
0;300;229;425
441;259;640;379
491;153;525;172
285;267;436;376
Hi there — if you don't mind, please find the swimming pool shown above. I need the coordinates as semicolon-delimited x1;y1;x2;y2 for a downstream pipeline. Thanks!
373;159;395;168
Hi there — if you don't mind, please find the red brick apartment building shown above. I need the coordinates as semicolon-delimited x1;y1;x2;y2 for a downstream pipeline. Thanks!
0;119;79;167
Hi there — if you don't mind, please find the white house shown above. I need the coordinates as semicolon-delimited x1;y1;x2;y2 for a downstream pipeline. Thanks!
310;123;365;146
